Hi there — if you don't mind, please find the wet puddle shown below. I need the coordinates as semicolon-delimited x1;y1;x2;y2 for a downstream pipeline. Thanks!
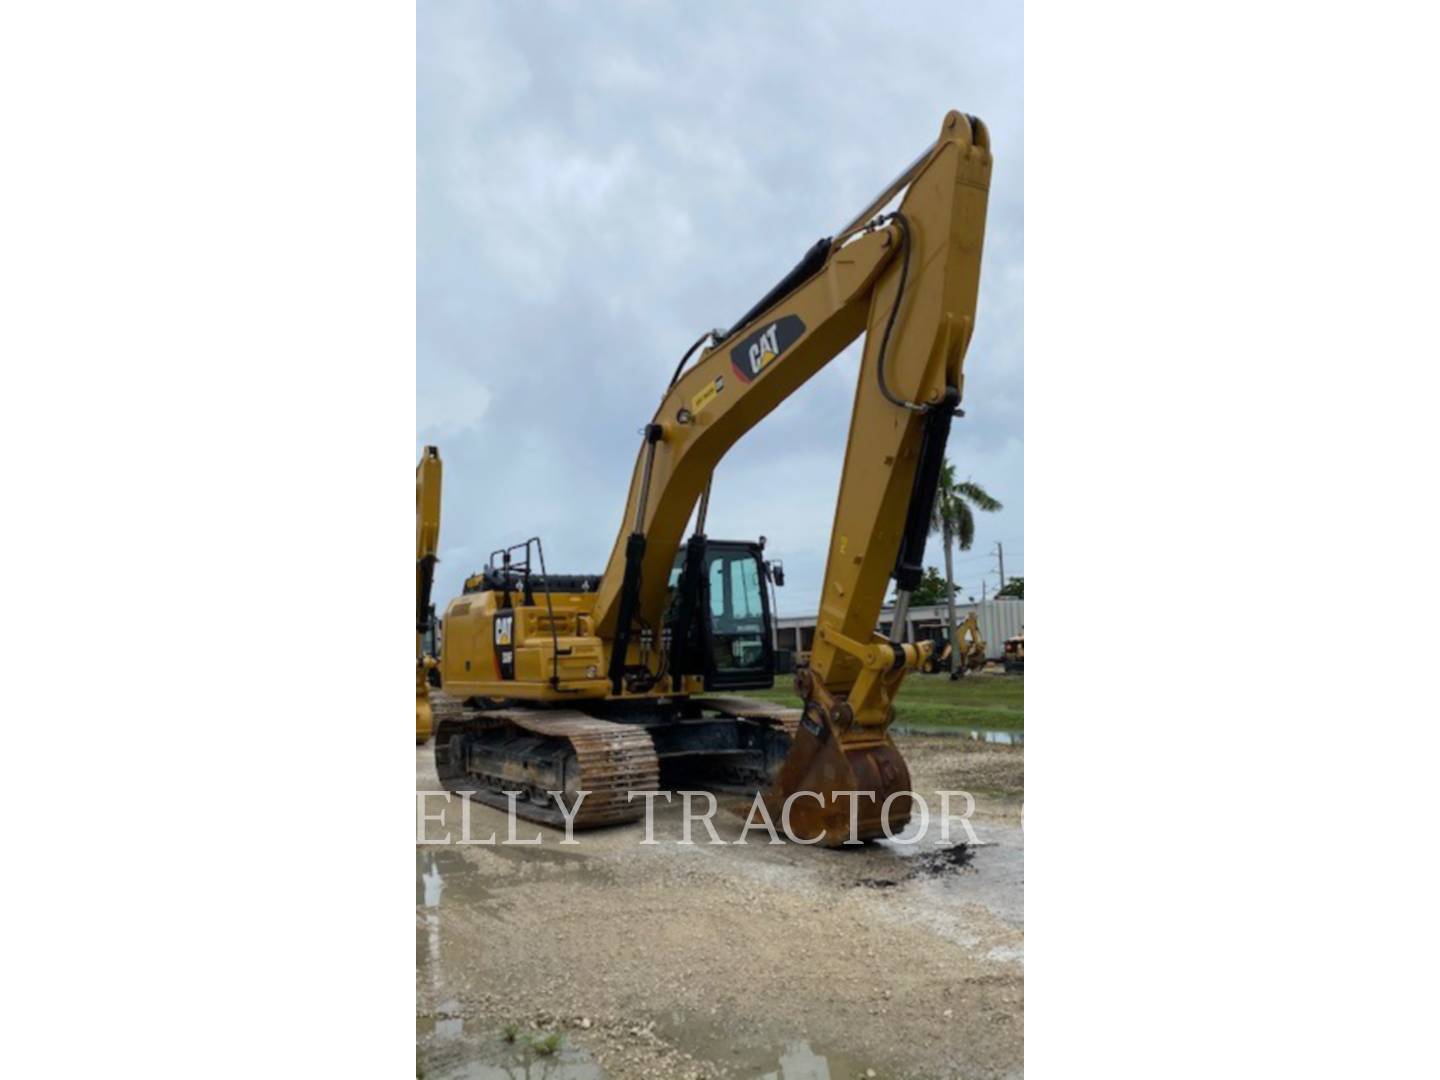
654;1014;872;1080
417;848;605;1078
421;1024;863;1080
416;846;618;1015
757;1040;861;1080
892;725;1023;745
418;1027;604;1080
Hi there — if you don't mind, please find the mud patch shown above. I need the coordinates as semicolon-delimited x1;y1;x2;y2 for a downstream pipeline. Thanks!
852;842;975;889
911;843;977;875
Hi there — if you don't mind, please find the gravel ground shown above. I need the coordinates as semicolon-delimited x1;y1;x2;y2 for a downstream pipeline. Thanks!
417;733;1024;1079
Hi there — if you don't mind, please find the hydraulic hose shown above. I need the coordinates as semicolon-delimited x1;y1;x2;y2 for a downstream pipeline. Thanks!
875;212;922;413
668;329;720;388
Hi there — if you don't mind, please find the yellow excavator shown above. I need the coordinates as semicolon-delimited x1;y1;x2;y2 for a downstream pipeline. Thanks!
416;445;442;745
920;611;988;677
433;111;992;844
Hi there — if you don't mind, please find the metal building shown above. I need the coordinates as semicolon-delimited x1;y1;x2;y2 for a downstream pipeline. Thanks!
775;598;1023;661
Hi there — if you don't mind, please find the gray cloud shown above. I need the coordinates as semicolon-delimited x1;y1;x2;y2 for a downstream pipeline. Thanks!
419;0;1023;615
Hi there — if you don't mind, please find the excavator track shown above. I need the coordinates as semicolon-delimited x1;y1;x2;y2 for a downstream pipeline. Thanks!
427;688;467;728
699;695;802;741
433;707;660;829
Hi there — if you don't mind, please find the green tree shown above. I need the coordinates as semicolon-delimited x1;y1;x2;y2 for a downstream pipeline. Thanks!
997;576;1024;599
907;567;952;606
930;462;1003;675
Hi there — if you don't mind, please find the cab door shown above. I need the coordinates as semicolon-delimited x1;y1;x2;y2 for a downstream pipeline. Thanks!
698;543;774;691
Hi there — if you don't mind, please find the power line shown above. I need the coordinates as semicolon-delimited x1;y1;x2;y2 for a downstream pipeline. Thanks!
944;547;1024;567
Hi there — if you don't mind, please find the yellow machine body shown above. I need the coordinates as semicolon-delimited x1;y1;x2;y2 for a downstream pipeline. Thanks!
441;587;627;700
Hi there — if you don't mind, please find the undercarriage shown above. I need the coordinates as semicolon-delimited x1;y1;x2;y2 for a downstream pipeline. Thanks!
432;695;800;830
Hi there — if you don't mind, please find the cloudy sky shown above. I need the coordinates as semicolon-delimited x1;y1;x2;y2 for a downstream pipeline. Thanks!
418;0;1022;619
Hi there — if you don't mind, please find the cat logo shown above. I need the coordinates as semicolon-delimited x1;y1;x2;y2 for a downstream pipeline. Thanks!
730;314;806;384
494;611;516;679
748;323;781;375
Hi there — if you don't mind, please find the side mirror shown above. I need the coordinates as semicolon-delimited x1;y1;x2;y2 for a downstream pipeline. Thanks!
770;562;785;587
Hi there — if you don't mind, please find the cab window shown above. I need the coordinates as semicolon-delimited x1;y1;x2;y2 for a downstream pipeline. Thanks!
705;549;767;674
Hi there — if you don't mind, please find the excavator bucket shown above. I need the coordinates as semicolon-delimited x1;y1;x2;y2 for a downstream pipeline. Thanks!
765;708;913;846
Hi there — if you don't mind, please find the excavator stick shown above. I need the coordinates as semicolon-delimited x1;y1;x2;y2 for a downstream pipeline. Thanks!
762;113;990;842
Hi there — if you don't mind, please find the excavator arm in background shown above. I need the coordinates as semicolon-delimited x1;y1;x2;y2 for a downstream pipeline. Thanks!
922;612;986;676
951;611;988;675
591;111;993;841
960;611;988;673
416;445;442;744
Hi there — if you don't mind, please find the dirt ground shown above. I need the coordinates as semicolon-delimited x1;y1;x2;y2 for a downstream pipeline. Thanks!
416;734;1024;1080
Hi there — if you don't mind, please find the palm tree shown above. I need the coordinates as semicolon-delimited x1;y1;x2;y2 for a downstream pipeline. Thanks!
930;462;1003;676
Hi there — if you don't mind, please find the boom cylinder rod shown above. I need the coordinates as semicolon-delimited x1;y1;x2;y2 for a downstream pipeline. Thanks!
695;479;712;535
890;591;913;644
634;426;662;532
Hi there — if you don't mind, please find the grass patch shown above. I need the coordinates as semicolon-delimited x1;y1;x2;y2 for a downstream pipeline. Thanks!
529;1032;564;1056
501;1022;520;1043
721;672;1024;731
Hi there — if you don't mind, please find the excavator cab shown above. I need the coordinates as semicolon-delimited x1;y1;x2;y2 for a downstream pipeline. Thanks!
664;538;774;692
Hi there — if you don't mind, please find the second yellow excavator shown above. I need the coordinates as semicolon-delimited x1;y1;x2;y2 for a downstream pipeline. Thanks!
416;446;442;745
432;111;993;844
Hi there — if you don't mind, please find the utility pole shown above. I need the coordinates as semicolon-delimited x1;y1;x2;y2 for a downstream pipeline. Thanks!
995;541;1006;593
981;579;987;602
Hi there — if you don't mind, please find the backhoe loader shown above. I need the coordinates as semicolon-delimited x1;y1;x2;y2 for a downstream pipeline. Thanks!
433;111;993;844
920;612;987;677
